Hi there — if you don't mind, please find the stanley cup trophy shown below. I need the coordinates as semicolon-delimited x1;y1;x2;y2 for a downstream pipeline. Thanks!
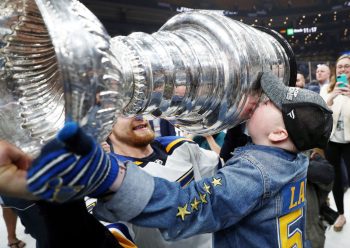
0;0;296;155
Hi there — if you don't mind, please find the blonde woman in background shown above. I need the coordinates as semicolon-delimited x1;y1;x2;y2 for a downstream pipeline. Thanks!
323;54;350;231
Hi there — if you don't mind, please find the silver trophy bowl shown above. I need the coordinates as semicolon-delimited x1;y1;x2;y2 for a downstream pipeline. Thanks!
0;0;296;155
0;0;129;155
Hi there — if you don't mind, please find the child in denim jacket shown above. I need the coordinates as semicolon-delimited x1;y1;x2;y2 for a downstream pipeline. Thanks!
28;72;333;248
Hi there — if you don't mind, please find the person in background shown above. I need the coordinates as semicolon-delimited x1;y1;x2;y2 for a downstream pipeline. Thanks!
323;54;350;232
305;148;335;248
306;64;331;96
192;132;226;155
296;72;306;88
0;141;49;248
0;201;26;248
316;64;331;96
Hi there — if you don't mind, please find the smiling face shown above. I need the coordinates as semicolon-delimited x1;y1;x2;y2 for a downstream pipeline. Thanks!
336;57;350;80
110;116;155;147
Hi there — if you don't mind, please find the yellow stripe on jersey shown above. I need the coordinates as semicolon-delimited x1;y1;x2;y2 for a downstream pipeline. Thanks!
182;175;194;187
176;168;194;187
165;138;192;153
109;229;138;248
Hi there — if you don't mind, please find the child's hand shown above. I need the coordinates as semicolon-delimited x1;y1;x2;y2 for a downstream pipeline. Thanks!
27;122;120;202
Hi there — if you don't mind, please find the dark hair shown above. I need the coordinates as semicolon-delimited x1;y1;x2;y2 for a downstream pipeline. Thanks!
297;71;305;77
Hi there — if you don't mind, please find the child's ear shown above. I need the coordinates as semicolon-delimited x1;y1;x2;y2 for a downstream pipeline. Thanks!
268;128;288;142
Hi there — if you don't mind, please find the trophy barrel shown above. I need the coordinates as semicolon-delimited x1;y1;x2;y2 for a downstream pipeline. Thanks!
112;10;296;134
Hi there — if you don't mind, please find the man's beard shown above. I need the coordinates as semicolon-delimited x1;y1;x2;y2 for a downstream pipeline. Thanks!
117;128;155;148
130;131;155;147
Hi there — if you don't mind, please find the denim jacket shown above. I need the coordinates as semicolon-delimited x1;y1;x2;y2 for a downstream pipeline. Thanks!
95;144;309;248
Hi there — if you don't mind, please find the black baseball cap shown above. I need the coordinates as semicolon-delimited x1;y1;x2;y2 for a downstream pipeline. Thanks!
260;72;333;151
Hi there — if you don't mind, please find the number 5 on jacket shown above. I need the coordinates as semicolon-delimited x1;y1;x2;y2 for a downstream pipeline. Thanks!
278;208;303;248
277;178;306;248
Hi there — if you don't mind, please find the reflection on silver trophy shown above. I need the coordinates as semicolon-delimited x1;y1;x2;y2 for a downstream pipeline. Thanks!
0;0;296;155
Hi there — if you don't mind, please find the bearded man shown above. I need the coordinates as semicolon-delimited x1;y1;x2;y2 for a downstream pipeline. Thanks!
102;115;222;248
